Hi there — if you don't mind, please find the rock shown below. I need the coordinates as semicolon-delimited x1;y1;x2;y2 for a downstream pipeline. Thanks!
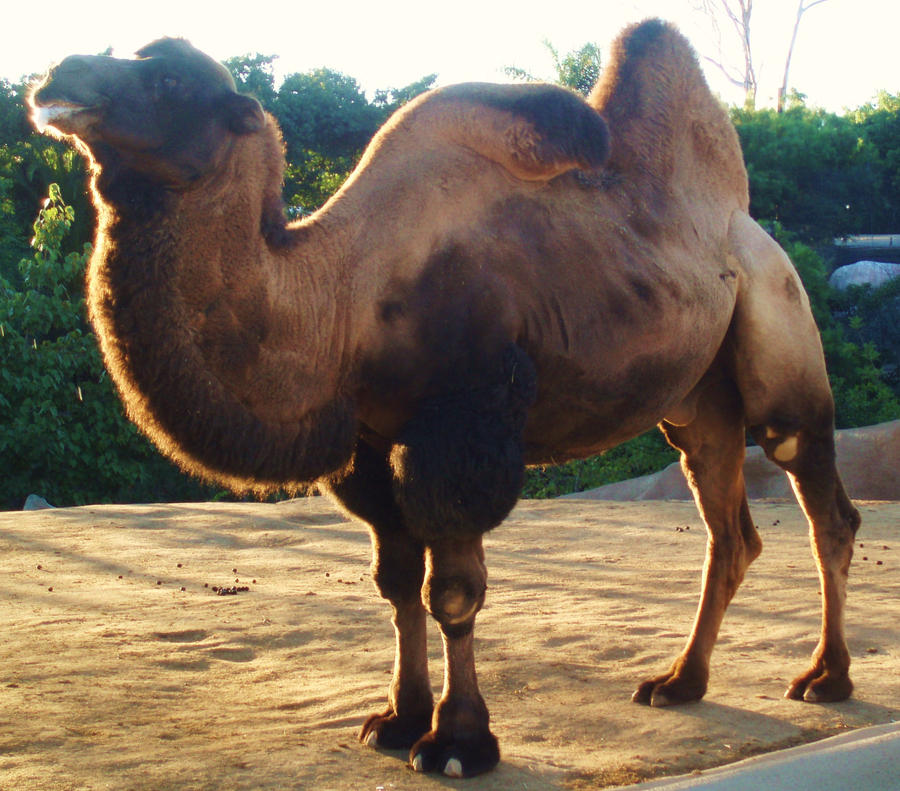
829;261;900;291
567;420;900;502
23;494;55;511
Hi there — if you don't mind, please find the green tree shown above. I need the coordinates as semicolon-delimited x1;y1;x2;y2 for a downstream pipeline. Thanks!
0;185;214;508
373;73;438;114
773;229;900;427
0;78;93;285
829;276;900;401
505;41;602;96
223;53;278;111
276;68;381;164
732;101;882;241
851;92;900;230
0;78;31;143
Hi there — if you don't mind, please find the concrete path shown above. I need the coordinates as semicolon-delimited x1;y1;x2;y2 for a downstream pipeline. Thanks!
613;722;900;790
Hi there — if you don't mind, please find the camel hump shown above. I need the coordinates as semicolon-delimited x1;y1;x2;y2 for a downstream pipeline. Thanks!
397;82;610;181
590;18;748;206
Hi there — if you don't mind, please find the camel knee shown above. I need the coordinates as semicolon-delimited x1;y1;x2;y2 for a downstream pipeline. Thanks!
422;540;487;637
424;575;486;636
752;422;830;476
373;555;425;604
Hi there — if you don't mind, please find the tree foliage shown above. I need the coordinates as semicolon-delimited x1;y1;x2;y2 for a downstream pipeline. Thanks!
0;77;92;286
0;186;215;508
732;97;900;240
222;53;278;111
504;41;601;97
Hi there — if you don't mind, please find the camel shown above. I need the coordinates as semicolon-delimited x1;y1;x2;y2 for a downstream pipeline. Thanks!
29;19;860;778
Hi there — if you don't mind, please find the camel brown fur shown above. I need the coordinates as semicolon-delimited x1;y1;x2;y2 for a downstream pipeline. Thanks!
30;20;860;778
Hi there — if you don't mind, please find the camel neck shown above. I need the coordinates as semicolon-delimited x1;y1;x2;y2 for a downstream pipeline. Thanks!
85;139;359;492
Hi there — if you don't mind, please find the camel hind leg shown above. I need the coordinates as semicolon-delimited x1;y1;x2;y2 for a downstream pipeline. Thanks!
634;371;762;706
750;423;860;701
728;210;861;702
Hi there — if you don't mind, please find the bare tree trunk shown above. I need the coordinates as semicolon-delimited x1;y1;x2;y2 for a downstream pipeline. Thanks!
778;0;830;112
696;0;757;109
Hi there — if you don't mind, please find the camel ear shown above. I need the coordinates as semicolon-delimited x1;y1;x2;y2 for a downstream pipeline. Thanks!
436;83;610;181
220;92;266;135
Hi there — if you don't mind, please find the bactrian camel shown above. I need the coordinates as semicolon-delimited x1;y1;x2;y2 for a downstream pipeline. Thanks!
30;19;861;778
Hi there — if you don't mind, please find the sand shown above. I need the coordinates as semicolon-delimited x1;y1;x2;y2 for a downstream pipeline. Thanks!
1;497;898;790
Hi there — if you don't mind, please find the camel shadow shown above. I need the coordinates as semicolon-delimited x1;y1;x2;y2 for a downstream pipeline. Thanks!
368;697;900;789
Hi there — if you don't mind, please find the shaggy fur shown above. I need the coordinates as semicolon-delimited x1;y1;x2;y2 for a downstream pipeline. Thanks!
30;20;860;779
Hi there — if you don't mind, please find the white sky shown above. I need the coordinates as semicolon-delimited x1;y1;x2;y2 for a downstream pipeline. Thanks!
4;0;898;111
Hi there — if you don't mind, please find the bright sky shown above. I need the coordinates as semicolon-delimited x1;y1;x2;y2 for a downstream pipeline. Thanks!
5;0;898;111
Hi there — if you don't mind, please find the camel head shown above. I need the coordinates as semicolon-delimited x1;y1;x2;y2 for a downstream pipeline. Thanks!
29;38;266;188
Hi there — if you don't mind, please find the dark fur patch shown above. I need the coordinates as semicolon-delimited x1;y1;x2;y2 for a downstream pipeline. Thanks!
389;345;536;541
500;85;610;170
441;82;610;172
620;18;671;60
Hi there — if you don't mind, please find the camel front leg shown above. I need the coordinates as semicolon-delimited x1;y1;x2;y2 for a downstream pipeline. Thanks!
410;536;499;778
321;440;435;748
360;525;434;748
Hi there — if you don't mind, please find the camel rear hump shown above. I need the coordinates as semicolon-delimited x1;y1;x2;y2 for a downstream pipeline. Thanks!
591;19;749;224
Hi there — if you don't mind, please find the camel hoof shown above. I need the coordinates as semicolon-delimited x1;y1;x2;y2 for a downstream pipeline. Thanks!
650;687;690;708
359;708;432;751
785;672;853;703
631;681;655;705
409;730;500;778
632;674;706;707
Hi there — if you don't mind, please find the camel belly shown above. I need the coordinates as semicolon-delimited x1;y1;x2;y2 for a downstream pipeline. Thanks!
518;288;733;463
521;349;700;462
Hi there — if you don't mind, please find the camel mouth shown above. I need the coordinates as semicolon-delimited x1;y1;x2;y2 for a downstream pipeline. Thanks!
30;100;99;135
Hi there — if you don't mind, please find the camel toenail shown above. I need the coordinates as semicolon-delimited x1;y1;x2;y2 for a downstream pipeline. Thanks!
444;757;464;777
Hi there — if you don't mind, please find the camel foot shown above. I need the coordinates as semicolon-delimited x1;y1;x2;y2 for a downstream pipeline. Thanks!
359;708;433;750
632;670;707;707
409;729;500;778
785;670;853;703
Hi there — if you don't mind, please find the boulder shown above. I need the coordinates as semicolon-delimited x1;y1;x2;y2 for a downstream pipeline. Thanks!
23;494;55;510
567;419;900;501
829;261;900;291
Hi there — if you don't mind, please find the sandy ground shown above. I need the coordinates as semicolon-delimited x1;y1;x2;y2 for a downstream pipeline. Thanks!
1;497;897;790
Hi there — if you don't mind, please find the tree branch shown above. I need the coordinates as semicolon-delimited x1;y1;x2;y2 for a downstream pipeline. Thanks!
778;0;830;111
